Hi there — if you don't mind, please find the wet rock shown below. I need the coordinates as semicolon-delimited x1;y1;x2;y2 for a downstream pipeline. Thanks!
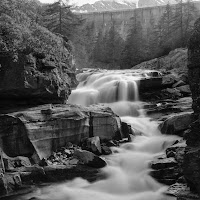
166;141;186;164
0;104;122;162
151;157;178;170
167;183;199;200
159;112;194;135
121;122;132;138
0;173;22;195
74;149;106;168
150;166;180;185
83;136;102;155
139;77;162;91
150;156;180;185
101;145;112;155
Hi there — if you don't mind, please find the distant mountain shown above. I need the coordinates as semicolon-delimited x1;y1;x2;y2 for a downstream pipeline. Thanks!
71;0;195;13
138;0;177;7
72;0;136;13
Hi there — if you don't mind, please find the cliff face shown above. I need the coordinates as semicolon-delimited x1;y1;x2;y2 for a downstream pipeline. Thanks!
0;10;77;106
183;17;200;195
0;51;76;105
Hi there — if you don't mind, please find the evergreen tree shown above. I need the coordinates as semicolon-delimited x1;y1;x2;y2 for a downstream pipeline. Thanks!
146;13;159;59
120;13;144;69
157;3;174;53
42;0;82;39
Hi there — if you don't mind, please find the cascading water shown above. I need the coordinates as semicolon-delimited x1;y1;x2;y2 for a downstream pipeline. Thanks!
23;69;177;200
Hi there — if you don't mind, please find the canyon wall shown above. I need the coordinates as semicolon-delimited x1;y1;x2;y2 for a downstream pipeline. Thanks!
78;1;200;38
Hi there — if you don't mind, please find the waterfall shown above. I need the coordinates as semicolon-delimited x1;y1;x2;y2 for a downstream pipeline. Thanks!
23;69;177;200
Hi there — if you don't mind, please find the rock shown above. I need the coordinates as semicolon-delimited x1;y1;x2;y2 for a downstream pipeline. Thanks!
173;80;186;88
150;166;180;185
176;85;191;96
101;145;112;155
184;146;200;193
166;142;186;164
0;104;122;162
139;77;162;91
39;158;48;167
0;173;22;195
2;153;31;171
0;52;76;106
150;157;180;185
83;136;102;155
74;149;106;168
162;74;179;86
151;157;178;170
167;183;199;200
183;17;200;194
159;112;194;135
162;88;182;98
180;74;188;84
121;122;132;138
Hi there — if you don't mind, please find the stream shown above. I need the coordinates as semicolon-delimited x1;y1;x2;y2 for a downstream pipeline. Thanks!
21;69;178;200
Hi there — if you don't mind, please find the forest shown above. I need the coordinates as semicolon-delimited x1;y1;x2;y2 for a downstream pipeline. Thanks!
74;0;198;69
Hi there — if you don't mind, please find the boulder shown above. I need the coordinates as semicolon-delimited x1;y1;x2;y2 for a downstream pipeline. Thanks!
73;149;106;168
176;85;191;96
0;104;122;163
159;112;194;135
83;136;102;155
101;145;112;155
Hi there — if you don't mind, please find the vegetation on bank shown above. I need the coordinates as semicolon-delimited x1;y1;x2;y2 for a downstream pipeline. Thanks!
0;0;82;62
75;0;197;69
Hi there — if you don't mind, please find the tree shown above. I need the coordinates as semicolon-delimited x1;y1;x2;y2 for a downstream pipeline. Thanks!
42;0;83;39
120;13;145;69
146;13;160;59
157;3;174;52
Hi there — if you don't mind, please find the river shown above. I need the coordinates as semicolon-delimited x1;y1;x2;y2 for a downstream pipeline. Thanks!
21;69;178;200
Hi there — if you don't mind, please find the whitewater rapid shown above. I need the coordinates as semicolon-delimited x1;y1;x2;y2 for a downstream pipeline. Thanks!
23;69;177;200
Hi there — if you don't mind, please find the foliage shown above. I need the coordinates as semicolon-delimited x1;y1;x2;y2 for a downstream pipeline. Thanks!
0;0;74;62
91;21;124;68
41;0;83;39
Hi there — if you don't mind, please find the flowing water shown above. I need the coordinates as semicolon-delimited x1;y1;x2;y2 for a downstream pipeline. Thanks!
22;69;177;200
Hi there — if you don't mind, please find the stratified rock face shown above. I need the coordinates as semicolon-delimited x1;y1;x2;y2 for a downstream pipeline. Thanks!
184;17;200;194
0;104;122;163
0;52;76;105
